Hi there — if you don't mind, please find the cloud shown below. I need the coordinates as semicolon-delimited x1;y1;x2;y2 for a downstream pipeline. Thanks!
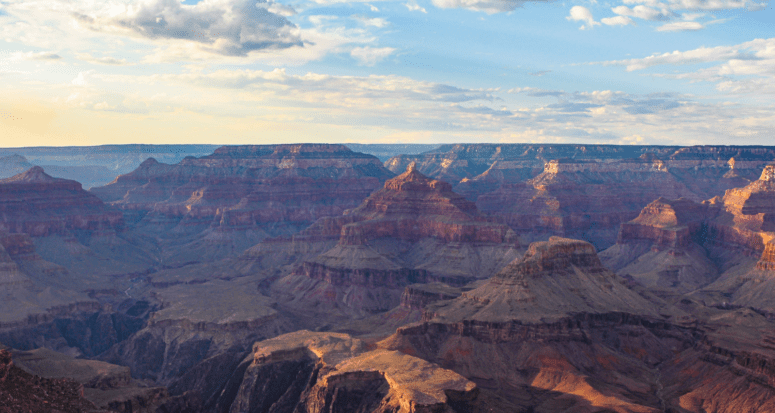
623;0;765;11
598;43;761;71
404;0;428;12
431;0;551;13
547;102;604;112
621;98;682;114
11;51;62;61
566;6;600;30
266;2;297;17
351;15;389;27
611;5;671;20
71;70;94;86
76;53;131;66
508;87;567;97
529;70;551;76
601;15;635;25
656;21;704;31
350;46;396;66
71;0;302;56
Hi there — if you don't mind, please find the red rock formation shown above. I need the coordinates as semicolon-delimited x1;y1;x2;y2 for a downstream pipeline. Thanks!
476;157;698;248
220;331;479;413
261;165;520;319
0;167;123;237
93;144;392;227
337;163;518;245
617;197;708;249
90;144;394;263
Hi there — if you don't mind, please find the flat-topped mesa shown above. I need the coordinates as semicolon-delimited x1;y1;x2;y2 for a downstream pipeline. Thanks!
93;144;393;224
618;197;708;248
496;236;603;281
0;167;123;237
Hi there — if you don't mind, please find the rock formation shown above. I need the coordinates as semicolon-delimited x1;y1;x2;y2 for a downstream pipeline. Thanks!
379;237;775;412
183;330;478;412
0;167;123;237
268;164;520;319
0;349;97;412
600;198;721;294
388;145;775;248
91;144;395;264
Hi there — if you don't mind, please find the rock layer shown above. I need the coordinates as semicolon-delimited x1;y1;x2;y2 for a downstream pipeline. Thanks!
268;164;520;318
214;331;478;413
91;144;394;264
0;167;123;237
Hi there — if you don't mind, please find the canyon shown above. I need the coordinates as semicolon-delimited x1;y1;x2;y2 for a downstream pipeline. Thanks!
0;143;774;412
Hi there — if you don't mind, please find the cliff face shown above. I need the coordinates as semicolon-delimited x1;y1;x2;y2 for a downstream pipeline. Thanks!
0;349;97;413
192;331;479;413
0;167;124;237
375;237;775;413
91;144;394;264
599;198;721;294
267;164;521;319
425;237;663;324
387;145;774;248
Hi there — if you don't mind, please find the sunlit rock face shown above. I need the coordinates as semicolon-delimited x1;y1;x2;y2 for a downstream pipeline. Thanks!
186;330;479;413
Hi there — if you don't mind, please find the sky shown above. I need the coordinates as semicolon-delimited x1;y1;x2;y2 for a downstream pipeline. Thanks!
0;0;773;147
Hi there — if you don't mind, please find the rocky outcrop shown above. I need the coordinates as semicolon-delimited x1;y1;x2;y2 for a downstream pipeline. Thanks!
204;331;478;413
599;198;722;294
400;283;462;310
0;349;97;412
425;237;664;324
91;144;394;264
0;167;123;237
268;164;520;319
376;237;775;412
758;241;775;271
10;346;171;413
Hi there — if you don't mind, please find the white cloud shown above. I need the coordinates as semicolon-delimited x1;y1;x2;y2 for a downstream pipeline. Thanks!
656;20;704;30
12;0;302;57
10;51;62;61
71;70;94;86
351;15;390;27
266;2;297;17
566;6;600;30
405;0;428;12
432;0;551;13
622;0;764;10
350;46;396;66
601;15;635;25
611;5;671;20
76;52;131;65
598;43;759;71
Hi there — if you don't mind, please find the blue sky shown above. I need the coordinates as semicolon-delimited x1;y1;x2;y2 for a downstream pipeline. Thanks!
0;0;772;146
